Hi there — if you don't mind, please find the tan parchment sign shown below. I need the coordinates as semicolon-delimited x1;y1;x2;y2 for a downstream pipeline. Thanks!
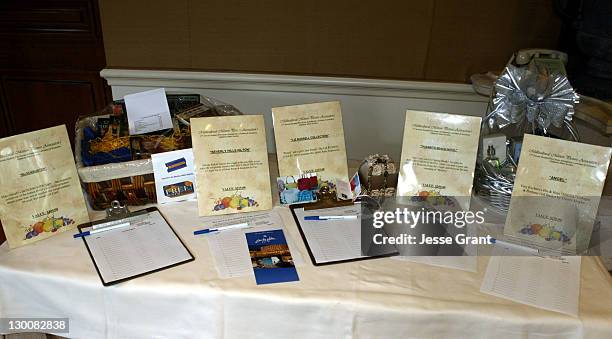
0;125;89;248
397;110;481;209
272;101;349;182
505;134;612;253
191;115;272;216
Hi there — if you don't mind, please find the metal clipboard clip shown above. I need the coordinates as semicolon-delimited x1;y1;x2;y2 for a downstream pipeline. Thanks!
88;200;148;231
105;200;131;220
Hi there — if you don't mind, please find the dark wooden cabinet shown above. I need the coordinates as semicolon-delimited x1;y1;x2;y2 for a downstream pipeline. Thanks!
0;0;110;243
1;70;108;144
0;0;110;138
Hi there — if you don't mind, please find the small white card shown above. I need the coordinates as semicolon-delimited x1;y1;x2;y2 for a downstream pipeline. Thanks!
335;179;352;200
124;88;173;134
151;149;196;204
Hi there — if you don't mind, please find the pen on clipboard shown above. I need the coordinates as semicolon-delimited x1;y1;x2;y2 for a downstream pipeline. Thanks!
304;215;358;221
193;222;249;235
73;222;131;238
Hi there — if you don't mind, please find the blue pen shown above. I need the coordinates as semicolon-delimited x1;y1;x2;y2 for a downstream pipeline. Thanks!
193;222;249;235
304;215;358;221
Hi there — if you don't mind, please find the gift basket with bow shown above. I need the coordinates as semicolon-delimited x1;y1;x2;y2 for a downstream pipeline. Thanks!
475;56;580;211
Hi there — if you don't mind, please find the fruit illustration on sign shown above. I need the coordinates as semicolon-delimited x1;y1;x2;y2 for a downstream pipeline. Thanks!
23;215;75;240
43;218;54;232
530;223;542;234
229;196;240;209
33;222;44;235
519;223;571;243
222;197;231;208
411;190;455;206
213;193;259;212
240;198;249;208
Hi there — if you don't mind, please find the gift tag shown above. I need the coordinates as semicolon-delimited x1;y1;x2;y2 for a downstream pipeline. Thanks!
335;178;352;200
125;88;173;135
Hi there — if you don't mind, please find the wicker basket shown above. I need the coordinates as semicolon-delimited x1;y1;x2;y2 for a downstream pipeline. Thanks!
74;94;243;210
77;158;157;210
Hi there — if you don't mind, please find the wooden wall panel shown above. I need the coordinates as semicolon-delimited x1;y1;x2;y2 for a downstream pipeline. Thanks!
99;0;562;82
187;1;434;79
99;0;191;69
424;0;562;82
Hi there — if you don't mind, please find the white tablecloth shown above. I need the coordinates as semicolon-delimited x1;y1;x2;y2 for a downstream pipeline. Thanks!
1;160;611;339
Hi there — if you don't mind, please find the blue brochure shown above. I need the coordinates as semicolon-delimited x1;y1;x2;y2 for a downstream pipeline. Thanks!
245;229;299;285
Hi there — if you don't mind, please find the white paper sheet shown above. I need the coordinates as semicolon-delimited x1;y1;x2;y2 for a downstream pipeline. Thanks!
594;199;612;270
124;88;173;134
391;217;478;272
395;256;477;272
151;149;197;204
293;205;378;264
206;228;253;278
83;210;192;284
586;213;611;270
202;210;303;279
481;250;581;317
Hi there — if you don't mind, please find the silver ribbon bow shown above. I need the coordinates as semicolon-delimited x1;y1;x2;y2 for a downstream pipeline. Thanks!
488;61;579;134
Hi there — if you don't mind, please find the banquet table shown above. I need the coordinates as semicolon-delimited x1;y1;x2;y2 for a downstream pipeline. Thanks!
0;159;611;339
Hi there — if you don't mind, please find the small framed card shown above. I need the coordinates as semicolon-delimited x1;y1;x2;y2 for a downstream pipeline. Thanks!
151;148;196;204
191;115;272;216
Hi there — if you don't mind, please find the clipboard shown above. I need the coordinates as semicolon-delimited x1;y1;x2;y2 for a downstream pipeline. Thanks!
289;201;398;266
77;203;194;286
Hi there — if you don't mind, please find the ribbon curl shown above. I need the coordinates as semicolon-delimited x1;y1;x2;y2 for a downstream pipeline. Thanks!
487;61;579;135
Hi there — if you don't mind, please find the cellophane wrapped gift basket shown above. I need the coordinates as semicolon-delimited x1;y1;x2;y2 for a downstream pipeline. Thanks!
475;54;580;211
75;94;242;210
